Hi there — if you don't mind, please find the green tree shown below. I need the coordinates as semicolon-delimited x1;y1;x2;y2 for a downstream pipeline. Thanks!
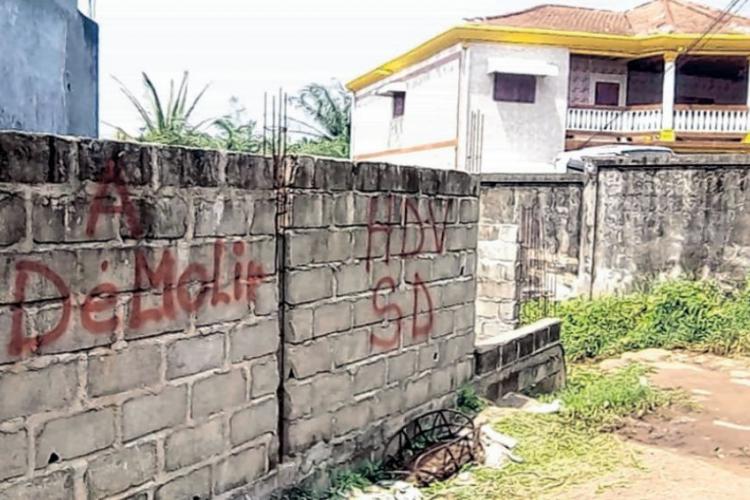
115;73;263;153
289;81;351;158
113;71;215;148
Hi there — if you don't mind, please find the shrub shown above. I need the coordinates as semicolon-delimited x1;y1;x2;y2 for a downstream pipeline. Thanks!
522;278;750;361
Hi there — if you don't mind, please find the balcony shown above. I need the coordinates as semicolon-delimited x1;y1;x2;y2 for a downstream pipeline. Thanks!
566;54;750;152
568;104;749;134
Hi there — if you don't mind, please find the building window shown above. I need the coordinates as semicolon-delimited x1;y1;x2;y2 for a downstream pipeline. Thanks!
493;73;536;103
392;92;406;117
595;82;620;106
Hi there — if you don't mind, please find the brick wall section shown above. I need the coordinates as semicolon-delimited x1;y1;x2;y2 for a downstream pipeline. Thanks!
0;132;479;499
474;319;566;401
476;223;520;335
281;157;479;473
0;132;279;500
479;174;584;306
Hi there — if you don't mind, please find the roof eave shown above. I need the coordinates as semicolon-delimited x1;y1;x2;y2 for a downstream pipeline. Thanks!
346;24;750;93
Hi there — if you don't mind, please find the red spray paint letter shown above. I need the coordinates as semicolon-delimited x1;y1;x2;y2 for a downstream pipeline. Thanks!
8;261;72;356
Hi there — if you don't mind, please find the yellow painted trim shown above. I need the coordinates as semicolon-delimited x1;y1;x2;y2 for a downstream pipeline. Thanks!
742;133;750;144
353;139;458;161
659;129;676;142
347;25;750;92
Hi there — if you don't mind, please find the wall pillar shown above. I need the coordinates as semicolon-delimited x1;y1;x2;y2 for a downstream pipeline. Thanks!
660;52;678;142
743;56;750;143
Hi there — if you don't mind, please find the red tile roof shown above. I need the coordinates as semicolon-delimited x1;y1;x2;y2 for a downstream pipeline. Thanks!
480;0;750;36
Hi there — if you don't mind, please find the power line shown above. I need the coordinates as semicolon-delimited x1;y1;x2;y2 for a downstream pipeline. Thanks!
577;0;749;149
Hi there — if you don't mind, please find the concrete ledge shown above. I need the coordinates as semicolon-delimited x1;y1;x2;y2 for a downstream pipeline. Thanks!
474;319;565;401
480;173;584;186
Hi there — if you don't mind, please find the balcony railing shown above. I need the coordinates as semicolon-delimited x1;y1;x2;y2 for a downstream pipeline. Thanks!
567;105;749;135
567;106;662;133
674;105;749;134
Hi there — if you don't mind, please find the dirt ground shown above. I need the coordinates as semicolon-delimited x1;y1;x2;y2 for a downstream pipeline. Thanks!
564;349;750;499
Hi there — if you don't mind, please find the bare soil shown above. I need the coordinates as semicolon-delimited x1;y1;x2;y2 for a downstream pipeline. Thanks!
564;350;750;499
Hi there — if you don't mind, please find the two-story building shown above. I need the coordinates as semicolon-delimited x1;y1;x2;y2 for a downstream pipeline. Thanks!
347;0;750;173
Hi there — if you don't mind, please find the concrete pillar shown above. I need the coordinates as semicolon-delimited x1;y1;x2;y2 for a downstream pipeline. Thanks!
744;56;750;143
660;52;678;142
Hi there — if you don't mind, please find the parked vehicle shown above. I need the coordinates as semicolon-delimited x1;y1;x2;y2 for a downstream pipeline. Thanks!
554;145;674;172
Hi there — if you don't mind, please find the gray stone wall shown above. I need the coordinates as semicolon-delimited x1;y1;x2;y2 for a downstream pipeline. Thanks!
0;132;479;499
479;174;584;324
478;157;750;309
281;158;479;477
588;157;750;294
0;0;98;137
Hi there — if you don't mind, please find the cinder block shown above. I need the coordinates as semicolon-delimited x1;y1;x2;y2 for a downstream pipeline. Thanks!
0;430;26;481
251;198;277;235
460;199;479;223
0;362;78;421
313;301;352;337
290;193;329;228
194;197;249;237
225;154;273;190
387;350;417;383
155;466;211;500
166;334;224;380
251;356;280;398
402;375;431;410
439;334;474;368
88;344;161;397
122;385;188;441
285;414;332;453
128;196;189;240
255;280;278;316
230;319;279;362
283;381;313;420
332;328;371;367
284;307;313;343
285;268;334;305
352;360;386;395
213;445;267;495
418;344;441;371
0;132;60;184
79;138;151;185
0;193;26;246
86;442;157;499
165;418;224;471
0;470;73;500
287;340;331;379
332;401;372;435
36;409;116;466
192;369;246;418
230;398;278;446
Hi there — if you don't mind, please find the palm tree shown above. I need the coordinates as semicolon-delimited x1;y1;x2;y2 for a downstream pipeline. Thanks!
113;71;213;147
290;81;351;141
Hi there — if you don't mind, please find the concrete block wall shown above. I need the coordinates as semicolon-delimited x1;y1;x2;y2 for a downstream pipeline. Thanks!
476;222;520;336
475;319;565;401
281;158;479;474
0;132;480;499
0;131;276;499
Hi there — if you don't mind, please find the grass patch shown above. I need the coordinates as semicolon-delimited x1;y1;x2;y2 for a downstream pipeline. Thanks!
424;364;679;499
423;412;636;499
546;364;683;430
522;278;750;362
274;461;387;499
456;385;487;416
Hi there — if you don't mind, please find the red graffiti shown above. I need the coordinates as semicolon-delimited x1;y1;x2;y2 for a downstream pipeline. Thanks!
86;159;143;238
8;261;72;356
366;196;453;349
7;242;268;357
6;160;269;357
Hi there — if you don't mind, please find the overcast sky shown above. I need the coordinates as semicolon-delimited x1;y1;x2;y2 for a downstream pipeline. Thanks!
84;0;740;137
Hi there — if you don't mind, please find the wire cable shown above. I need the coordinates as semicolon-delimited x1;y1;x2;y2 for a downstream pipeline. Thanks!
576;0;749;149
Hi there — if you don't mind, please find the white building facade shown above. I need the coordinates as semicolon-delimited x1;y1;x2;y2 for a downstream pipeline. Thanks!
348;1;750;173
